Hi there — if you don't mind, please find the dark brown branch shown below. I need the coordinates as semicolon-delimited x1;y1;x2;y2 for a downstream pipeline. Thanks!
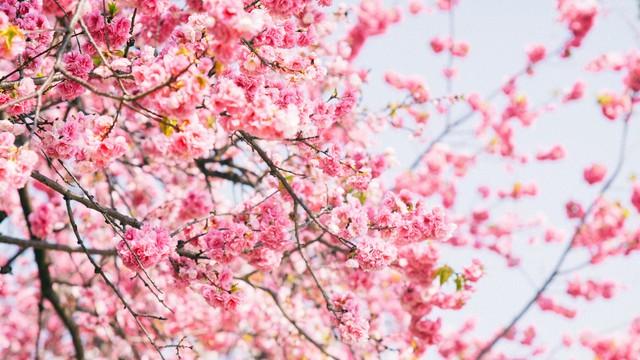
292;204;337;314
0;234;116;256
0;248;29;274
55;62;194;102
31;171;142;229
0;74;66;90
64;198;167;358
195;158;255;187
19;188;85;360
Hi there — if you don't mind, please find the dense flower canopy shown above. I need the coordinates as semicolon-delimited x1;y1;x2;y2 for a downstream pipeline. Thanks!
0;0;639;359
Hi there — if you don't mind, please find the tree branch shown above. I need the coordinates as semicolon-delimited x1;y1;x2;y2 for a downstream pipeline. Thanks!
19;188;85;360
31;171;142;229
64;198;167;359
0;234;116;256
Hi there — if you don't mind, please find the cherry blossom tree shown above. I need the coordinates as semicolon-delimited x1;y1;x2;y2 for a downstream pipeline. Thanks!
0;0;639;359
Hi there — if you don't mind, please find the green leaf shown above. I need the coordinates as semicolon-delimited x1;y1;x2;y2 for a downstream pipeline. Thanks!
92;55;102;66
354;191;367;205
160;117;178;136
434;265;454;286
107;2;118;17
455;275;465;291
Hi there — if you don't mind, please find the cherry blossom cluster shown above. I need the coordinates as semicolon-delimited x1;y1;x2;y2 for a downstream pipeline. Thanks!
0;131;37;196
117;223;172;270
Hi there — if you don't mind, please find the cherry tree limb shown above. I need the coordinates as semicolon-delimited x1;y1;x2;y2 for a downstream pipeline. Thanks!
0;234;116;256
31;171;142;228
64;198;167;359
19;188;85;360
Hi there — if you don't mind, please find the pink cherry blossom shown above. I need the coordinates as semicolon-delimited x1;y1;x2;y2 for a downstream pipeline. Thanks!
526;44;546;64
117;224;172;270
583;163;607;185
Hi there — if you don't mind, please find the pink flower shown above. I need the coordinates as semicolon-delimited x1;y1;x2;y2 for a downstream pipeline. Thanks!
0;132;37;195
567;278;616;300
178;190;212;220
0;132;14;158
248;247;282;271
255;196;291;250
0;14;25;59
430;36;448;53
334;88;358;117
63;52;92;78
355;237;397;271
536;145;566;161
1;78;35;116
333;293;369;344
346;0;401;61
624;52;640;91
537;295;576;318
557;0;598;53
201;285;240;312
443;66;457;79
327;199;368;240
583;163;607;185
463;259;484;282
563;80;585;102
91;137;128;169
408;0;424;15
83;10;131;49
58;52;92;100
437;0;458;11
28;203;55;239
57;81;85;100
384;71;430;103
410;316;442;345
168;124;211;160
137;0;162;15
632;184;640;213
566;200;585;219
107;16;132;48
597;91;631;120
521;326;536;345
450;41;469;57
526;44;546;64
117;224;171;270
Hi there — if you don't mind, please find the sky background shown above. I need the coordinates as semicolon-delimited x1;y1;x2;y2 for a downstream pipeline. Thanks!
351;0;640;358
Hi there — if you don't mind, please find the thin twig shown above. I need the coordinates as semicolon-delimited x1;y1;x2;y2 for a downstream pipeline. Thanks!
65;198;167;359
31;171;142;228
19;188;85;360
0;234;116;256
